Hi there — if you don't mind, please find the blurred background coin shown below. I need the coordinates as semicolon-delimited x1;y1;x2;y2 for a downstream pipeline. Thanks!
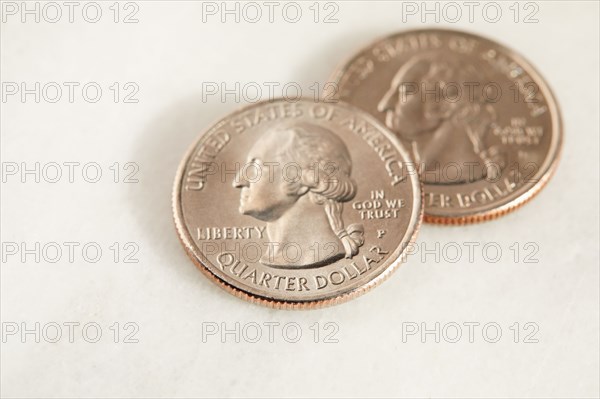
329;29;562;224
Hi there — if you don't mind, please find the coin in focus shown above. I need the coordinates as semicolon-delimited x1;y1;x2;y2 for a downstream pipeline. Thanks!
173;99;422;308
329;29;562;224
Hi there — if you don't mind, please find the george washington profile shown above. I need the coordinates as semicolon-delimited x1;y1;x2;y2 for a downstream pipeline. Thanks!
233;122;364;269
377;53;504;184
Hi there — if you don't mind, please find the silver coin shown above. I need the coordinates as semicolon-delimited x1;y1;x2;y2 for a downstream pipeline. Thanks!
173;99;422;308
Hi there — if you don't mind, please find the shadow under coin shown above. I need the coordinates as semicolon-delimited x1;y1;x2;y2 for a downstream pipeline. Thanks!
127;95;233;285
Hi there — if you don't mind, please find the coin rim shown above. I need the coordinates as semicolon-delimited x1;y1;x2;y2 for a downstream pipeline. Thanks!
327;28;563;225
172;98;424;309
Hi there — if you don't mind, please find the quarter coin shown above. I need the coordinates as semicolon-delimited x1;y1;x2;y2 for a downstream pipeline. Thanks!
173;99;422;308
329;29;562;224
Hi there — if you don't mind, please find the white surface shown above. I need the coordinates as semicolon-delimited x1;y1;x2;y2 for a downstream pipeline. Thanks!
1;1;599;398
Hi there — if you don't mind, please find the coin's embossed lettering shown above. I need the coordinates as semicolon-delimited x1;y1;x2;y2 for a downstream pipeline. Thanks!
352;193;405;220
216;253;313;292
315;247;388;290
492;118;543;145
185;131;230;191
338;116;406;185
230;103;303;134
482;49;548;117
372;34;443;63
196;226;266;240
425;177;519;208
